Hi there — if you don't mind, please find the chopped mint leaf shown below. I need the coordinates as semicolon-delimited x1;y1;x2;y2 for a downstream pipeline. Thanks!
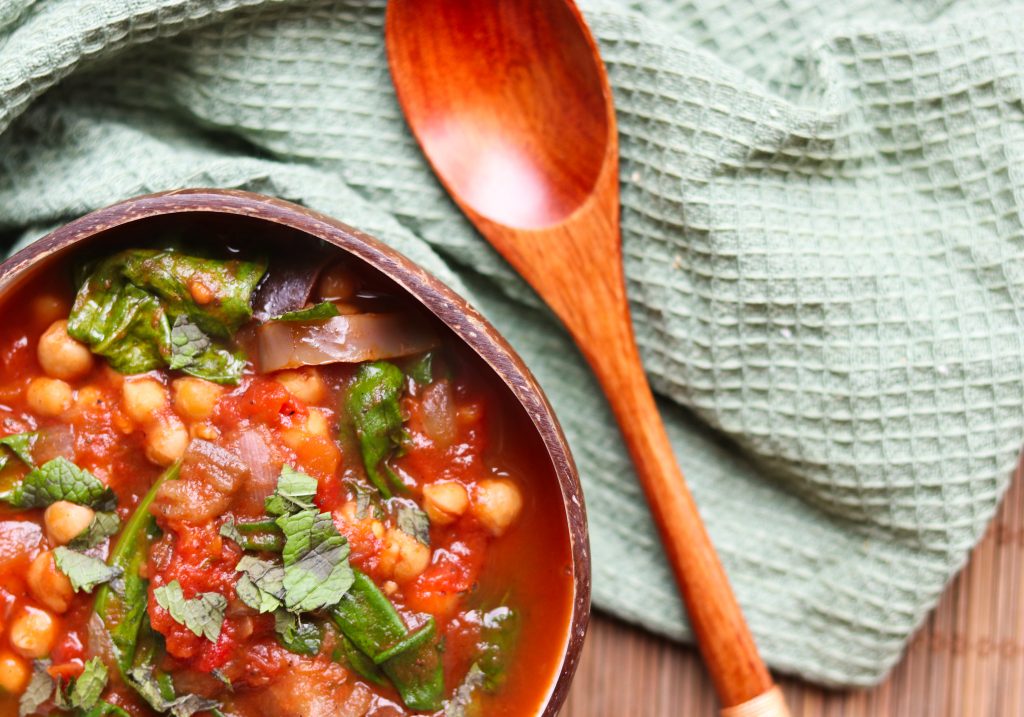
127;665;220;717
346;361;407;498
234;555;286;613
168;315;212;370
271;301;341;322
53;547;122;593
68;511;120;550
274;611;323;656
0;458;115;510
395;500;431;546
0;432;37;472
168;315;246;385
154;580;227;643
69;657;108;710
349;480;382;520
81;701;131;717
277;509;354;612
265;465;318;516
19;659;54;717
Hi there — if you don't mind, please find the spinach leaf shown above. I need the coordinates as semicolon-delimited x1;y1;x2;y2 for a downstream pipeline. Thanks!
0;432;37;472
394;500;431;546
68;255;173;375
53;547;123;593
153;580;227;643
0;458;116;510
69;248;264;383
407;352;434;386
476;605;520;690
345;361;408;498
265;466;318;516
277;509;354;613
19;659;54;717
121;249;266;338
234;555;286;614
274;612;323;656
272;301;341;322
68;511;121;550
68;657;108;711
219;517;284;552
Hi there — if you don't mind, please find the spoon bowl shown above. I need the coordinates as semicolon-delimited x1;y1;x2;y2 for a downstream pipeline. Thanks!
389;0;611;228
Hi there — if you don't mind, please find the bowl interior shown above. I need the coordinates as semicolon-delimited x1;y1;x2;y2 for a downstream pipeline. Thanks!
0;191;590;716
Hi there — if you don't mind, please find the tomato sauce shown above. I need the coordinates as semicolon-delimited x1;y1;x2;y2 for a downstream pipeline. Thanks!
0;244;573;717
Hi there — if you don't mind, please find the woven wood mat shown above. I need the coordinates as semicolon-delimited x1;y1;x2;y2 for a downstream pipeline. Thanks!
563;466;1024;716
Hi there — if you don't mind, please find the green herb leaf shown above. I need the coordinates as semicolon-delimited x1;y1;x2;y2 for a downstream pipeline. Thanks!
121;249;266;339
153;580;227;643
53;547;123;593
81;701;131;717
68;657;108;711
0;458;116;510
219;518;284;552
277;509;355;613
476;605;520;690
274;611;323;656
444;663;487;717
234;556;286;613
272;301;341;323
265;465;318;516
168;316;246;385
346;362;408;498
349;480;382;521
127;666;220;717
0;432;37;472
168;315;212;370
394;500;431;546
407;352;434;386
19;660;54;717
69;511;121;550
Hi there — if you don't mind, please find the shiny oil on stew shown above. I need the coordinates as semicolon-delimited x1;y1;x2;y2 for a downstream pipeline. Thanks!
0;238;572;717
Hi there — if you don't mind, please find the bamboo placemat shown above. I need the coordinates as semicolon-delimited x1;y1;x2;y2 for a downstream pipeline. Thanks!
563;465;1024;716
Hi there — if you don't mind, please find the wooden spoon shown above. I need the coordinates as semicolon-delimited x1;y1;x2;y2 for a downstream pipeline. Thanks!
385;2;789;715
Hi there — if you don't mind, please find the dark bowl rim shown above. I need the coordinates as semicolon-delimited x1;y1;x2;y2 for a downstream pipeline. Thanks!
0;188;591;716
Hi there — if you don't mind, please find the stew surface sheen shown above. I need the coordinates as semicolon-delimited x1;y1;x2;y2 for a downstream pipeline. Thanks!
0;243;572;717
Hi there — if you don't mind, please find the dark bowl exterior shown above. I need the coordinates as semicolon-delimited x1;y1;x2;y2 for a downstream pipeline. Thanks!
0;189;590;716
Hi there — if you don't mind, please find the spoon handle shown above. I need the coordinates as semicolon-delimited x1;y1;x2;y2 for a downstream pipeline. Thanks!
578;315;789;716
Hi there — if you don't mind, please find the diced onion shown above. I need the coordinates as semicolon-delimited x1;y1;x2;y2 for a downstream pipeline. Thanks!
420;381;457;449
257;313;440;372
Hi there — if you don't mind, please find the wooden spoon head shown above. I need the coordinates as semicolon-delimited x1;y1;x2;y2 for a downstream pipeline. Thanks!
386;0;618;231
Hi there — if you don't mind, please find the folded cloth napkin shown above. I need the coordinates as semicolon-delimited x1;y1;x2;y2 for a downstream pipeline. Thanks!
3;0;1024;688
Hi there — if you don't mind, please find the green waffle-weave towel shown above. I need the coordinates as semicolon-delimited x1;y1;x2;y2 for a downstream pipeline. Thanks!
3;0;1024;688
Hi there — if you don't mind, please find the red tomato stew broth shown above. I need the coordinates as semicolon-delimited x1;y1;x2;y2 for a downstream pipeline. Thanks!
0;230;573;716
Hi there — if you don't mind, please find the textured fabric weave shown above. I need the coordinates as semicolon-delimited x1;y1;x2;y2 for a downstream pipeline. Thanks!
3;0;1024;687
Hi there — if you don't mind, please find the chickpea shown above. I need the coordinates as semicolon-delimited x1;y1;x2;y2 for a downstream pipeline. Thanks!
281;409;331;451
37;320;94;381
74;385;104;412
26;551;74;614
122;377;168;424
379;528;431;583
25;377;72;416
422;482;469;526
305;408;330;437
274;368;326;405
317;262;359;301
0;650;29;693
31;295;69;328
190;423;220;441
172;377;225;421
9;607;57;658
44;501;95;546
144;415;189;467
471;478;524;537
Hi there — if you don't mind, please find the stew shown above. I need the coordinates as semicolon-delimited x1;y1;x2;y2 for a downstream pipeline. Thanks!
0;237;572;717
